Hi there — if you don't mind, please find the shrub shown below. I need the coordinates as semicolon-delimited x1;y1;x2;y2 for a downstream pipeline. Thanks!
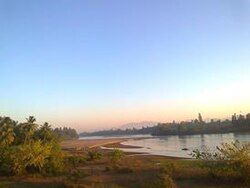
67;155;86;167
0;140;64;175
12;141;52;175
44;142;65;174
109;149;124;163
192;140;250;183
87;150;102;161
67;169;89;182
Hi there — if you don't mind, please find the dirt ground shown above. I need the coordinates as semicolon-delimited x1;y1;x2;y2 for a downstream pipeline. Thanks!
0;139;247;188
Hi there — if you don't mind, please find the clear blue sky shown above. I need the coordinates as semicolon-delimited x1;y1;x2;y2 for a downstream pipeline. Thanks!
1;0;250;131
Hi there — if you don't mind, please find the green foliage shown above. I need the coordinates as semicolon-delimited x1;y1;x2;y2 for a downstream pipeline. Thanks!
36;122;54;142
43;142;65;174
0;117;15;147
87;150;102;161
0;116;65;176
154;113;250;136
53;127;79;140
67;155;86;168
11;141;52;175
109;149;124;163
66;169;89;182
80;113;250;137
192;140;250;183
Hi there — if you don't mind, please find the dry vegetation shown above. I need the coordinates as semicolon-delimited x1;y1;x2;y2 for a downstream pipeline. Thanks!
1;143;249;188
0;117;249;188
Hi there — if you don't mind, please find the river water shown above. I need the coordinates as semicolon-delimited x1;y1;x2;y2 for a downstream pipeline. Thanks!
81;132;250;158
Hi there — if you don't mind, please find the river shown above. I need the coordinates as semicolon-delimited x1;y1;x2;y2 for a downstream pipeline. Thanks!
81;132;250;158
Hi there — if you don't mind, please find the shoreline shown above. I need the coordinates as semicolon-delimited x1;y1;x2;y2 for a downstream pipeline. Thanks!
61;138;187;160
61;136;150;150
61;137;132;150
102;140;143;149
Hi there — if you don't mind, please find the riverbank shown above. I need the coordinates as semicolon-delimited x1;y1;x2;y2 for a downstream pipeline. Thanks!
80;132;250;159
1;138;248;188
61;138;192;160
61;137;133;149
0;146;242;188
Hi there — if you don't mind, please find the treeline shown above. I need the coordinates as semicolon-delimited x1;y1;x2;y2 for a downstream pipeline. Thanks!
80;113;250;137
232;113;250;129
54;127;79;140
80;126;155;137
0;116;78;175
153;113;250;136
0;116;63;175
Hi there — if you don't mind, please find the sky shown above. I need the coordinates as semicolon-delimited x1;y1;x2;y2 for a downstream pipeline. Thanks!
1;0;250;132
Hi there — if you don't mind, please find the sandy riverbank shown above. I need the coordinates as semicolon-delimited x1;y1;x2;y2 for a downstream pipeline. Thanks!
60;138;135;150
60;138;186;160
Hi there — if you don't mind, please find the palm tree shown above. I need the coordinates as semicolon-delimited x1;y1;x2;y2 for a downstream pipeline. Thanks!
26;116;36;123
0;117;15;146
12;120;19;126
39;122;54;141
20;116;38;143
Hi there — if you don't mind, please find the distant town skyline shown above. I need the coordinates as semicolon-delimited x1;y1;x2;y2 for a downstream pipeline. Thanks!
1;0;250;131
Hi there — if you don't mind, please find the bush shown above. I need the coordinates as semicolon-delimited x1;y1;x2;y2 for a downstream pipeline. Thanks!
12;141;52;175
44;142;65;174
87;150;102;161
192;140;250;183
109;149;124;163
67;169;89;182
67;155;86;167
0;141;65;176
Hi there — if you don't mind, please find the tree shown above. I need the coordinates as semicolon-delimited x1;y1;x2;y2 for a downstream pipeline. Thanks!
26;116;36;123
11;140;52;174
0;117;15;147
198;113;203;123
232;113;237;124
37;122;54;142
0;116;65;175
238;114;245;121
53;127;79;140
19;116;38;143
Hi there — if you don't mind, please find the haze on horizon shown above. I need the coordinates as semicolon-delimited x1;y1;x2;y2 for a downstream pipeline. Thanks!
1;0;250;132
